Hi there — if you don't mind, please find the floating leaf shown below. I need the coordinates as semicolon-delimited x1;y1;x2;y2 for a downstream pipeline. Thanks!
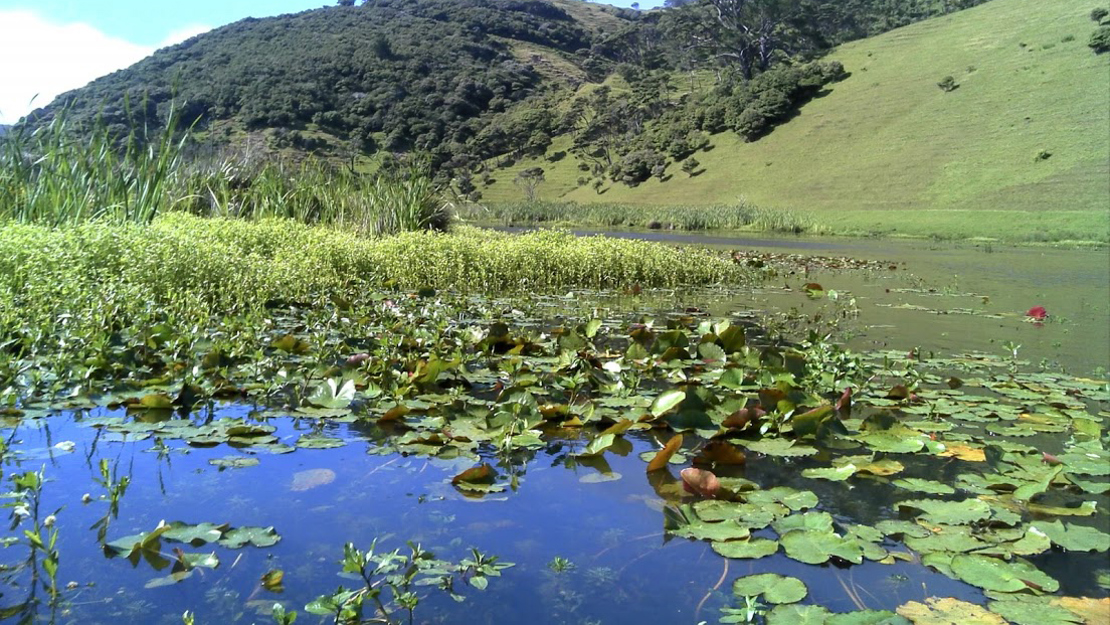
741;439;818;457
712;539;779;559
896;499;992;525
1029;520;1110;552
731;573;807;604
219;526;281;549
801;464;857;481
261;569;285;593
780;529;864;565
650;390;686;417
452;464;495;486
896;597;1006;624
892;478;956;495
949;554;1059;593
692;440;746;467
646;434;683;472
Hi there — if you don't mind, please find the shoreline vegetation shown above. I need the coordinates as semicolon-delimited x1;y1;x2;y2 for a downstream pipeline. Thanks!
458;201;1110;246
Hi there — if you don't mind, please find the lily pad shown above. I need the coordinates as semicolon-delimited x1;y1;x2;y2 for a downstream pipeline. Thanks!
948;553;1060;593
896;597;1006;624
892;478;956;495
1029;520;1110;552
731;573;807;604
711;538;779;559
895;498;992;525
779;529;864;565
219;526;281;549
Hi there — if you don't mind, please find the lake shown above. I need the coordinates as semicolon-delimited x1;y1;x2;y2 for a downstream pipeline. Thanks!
2;232;1107;624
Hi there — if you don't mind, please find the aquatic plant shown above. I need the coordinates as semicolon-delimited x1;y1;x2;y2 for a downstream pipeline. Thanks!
305;541;512;624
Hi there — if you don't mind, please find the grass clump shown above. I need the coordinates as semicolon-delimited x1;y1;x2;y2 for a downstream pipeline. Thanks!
459;200;815;234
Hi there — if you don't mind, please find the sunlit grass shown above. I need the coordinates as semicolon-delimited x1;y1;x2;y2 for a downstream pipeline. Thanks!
459;201;816;234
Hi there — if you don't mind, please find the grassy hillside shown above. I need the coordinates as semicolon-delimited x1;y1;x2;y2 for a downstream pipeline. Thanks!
482;0;1110;242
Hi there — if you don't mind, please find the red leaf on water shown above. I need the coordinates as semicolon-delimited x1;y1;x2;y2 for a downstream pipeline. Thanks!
1026;306;1048;320
1042;452;1063;466
680;467;720;498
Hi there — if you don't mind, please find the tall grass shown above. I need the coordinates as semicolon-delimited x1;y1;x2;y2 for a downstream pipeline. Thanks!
0;109;449;235
458;200;816;234
176;157;449;235
0;109;185;225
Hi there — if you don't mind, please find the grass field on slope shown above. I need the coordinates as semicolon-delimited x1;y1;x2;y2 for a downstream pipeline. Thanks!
480;0;1110;243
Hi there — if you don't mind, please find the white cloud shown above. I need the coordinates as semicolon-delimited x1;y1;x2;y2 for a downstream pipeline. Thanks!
157;24;212;49
0;11;210;124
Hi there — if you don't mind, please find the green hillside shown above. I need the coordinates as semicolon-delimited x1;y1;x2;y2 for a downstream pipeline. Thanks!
482;0;1110;242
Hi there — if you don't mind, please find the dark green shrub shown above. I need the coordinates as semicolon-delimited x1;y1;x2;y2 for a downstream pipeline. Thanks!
609;149;666;186
937;76;959;92
1091;7;1109;22
1090;25;1110;52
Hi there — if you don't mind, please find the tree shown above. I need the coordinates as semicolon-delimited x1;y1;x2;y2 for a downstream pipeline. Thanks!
336;0;355;6
514;167;545;201
669;0;802;79
681;157;700;176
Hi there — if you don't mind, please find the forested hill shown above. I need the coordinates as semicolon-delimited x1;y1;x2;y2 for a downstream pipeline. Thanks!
29;0;991;186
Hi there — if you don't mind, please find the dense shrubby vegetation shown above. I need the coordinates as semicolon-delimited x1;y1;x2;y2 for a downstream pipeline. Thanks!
22;0;995;191
0;214;747;373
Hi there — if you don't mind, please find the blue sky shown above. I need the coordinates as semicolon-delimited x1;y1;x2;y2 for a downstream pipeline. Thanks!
0;0;663;123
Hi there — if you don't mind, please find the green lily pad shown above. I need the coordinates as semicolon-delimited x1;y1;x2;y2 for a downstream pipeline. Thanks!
218;526;281;549
741;439;818;457
780;529;864;565
1030;520;1110;552
766;604;831;624
161;522;227;546
891;478;956;495
711;539;779;559
295;435;346;450
825;610;911;625
745;487;819;511
949;553;1059;593
731;573;807;604
694;500;786;529
988;595;1084;625
895;498;992;525
802;464;857;481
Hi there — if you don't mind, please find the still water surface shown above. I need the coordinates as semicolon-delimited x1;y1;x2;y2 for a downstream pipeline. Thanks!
3;232;1107;624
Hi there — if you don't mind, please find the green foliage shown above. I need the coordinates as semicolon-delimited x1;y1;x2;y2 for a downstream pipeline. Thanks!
22;0;991;182
459;200;814;233
1089;24;1110;51
937;75;960;92
306;541;512;623
1091;7;1109;22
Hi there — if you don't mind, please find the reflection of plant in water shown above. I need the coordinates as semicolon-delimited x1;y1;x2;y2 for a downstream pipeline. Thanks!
1;467;63;621
583;566;616;586
718;595;766;623
304;541;512;624
90;457;131;543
